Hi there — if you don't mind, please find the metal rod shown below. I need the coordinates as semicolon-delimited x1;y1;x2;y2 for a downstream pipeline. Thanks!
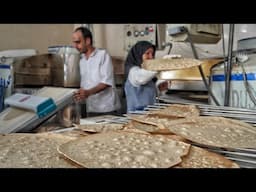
157;96;256;112
224;24;235;106
185;27;220;106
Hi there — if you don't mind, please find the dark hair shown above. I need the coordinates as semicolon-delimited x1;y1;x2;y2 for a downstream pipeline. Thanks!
74;26;93;45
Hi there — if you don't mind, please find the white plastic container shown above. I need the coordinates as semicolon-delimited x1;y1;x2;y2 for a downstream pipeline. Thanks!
4;93;56;117
0;49;37;112
209;53;256;109
0;49;37;89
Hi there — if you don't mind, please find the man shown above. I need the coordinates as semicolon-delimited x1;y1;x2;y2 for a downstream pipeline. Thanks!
72;26;121;117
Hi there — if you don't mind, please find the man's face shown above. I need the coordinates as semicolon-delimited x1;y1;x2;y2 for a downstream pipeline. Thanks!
72;31;89;53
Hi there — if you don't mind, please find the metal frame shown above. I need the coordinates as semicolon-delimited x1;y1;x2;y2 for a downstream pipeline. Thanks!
180;26;221;106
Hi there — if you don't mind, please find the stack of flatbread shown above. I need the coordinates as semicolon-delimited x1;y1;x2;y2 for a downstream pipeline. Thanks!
129;104;256;149
0;101;248;168
167;134;239;168
126;104;200;132
175;146;239;168
0;133;80;168
147;104;200;118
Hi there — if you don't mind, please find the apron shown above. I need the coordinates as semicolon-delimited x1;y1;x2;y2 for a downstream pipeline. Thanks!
124;79;156;112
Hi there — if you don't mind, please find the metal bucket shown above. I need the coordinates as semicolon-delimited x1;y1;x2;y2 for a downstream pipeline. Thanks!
57;102;81;127
49;46;81;88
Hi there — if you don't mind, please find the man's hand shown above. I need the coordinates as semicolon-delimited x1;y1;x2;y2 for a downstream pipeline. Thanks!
73;83;109;102
73;88;91;102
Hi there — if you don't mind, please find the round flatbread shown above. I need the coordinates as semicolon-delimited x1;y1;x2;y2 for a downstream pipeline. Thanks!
162;116;256;149
58;131;191;168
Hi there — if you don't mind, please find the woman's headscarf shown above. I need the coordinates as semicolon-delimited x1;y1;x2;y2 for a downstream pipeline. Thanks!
124;41;156;79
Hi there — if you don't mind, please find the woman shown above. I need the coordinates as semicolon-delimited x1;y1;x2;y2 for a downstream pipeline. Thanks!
124;41;169;113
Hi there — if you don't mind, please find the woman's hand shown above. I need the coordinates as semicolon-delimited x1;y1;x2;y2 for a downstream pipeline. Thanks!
158;81;170;91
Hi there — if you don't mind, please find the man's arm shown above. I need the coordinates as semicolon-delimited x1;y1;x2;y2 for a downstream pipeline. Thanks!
73;83;110;102
87;83;110;95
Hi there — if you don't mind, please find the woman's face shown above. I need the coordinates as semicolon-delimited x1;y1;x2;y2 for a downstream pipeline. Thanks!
142;47;154;62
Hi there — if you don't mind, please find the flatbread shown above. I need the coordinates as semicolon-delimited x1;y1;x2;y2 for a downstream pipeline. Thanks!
128;114;179;131
175;146;239;168
164;134;188;143
58;131;191;168
128;114;169;129
142;58;202;71
126;120;171;134
54;130;90;138
0;133;78;168
148;104;200;118
162;116;256;149
122;126;150;135
34;123;64;133
76;123;124;133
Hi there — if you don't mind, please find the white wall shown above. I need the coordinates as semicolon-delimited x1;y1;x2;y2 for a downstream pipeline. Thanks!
1;24;255;59
93;24;125;57
92;24;256;59
0;24;75;54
